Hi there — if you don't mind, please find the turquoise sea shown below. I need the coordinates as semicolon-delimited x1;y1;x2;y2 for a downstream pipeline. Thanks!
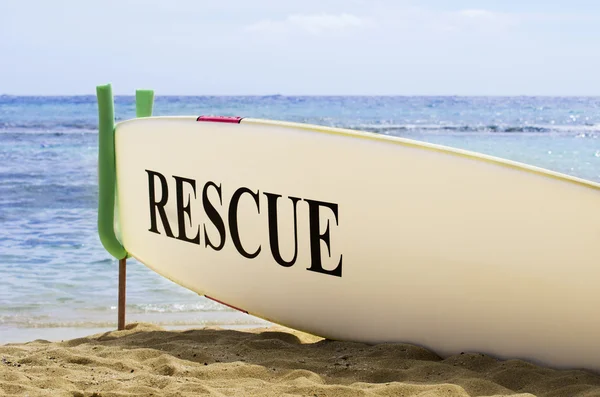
1;95;599;342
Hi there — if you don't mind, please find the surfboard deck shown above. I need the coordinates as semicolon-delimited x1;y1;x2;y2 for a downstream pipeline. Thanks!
113;116;600;372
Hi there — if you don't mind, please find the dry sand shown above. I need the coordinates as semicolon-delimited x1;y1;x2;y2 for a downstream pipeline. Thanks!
2;322;600;397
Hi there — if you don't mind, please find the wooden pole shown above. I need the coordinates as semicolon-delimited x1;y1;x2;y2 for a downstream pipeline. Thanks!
118;258;127;330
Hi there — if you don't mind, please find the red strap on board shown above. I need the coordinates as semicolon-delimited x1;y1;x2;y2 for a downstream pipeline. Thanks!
205;295;248;313
197;116;243;123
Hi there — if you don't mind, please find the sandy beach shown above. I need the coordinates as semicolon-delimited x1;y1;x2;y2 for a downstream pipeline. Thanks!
2;323;600;396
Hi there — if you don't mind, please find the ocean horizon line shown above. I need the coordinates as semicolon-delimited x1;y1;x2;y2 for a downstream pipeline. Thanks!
3;93;600;98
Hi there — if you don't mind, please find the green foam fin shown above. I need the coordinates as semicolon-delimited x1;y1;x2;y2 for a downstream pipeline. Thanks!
96;84;127;259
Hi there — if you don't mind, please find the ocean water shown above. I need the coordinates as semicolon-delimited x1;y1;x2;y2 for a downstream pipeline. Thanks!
1;95;599;342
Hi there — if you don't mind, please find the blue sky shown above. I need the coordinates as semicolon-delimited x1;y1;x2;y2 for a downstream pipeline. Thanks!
2;0;600;95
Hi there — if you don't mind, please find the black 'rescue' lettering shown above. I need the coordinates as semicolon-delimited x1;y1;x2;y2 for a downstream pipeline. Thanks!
147;170;174;237
265;193;301;267
229;187;261;259
174;176;200;244
145;170;343;278
305;199;343;277
202;182;226;251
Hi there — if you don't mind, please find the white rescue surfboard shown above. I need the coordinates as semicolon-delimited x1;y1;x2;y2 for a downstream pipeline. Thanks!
114;115;600;372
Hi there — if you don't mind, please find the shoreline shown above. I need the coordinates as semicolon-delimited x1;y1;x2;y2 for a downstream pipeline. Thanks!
0;323;270;345
0;307;272;344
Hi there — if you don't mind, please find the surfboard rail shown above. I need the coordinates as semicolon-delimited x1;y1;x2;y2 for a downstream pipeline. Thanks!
241;117;600;191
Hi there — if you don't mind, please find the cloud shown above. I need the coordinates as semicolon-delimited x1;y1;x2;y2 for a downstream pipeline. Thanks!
245;7;522;39
247;13;366;35
458;9;497;19
453;9;519;30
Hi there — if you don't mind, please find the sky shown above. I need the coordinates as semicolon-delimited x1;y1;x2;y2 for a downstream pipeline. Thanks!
1;0;600;95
